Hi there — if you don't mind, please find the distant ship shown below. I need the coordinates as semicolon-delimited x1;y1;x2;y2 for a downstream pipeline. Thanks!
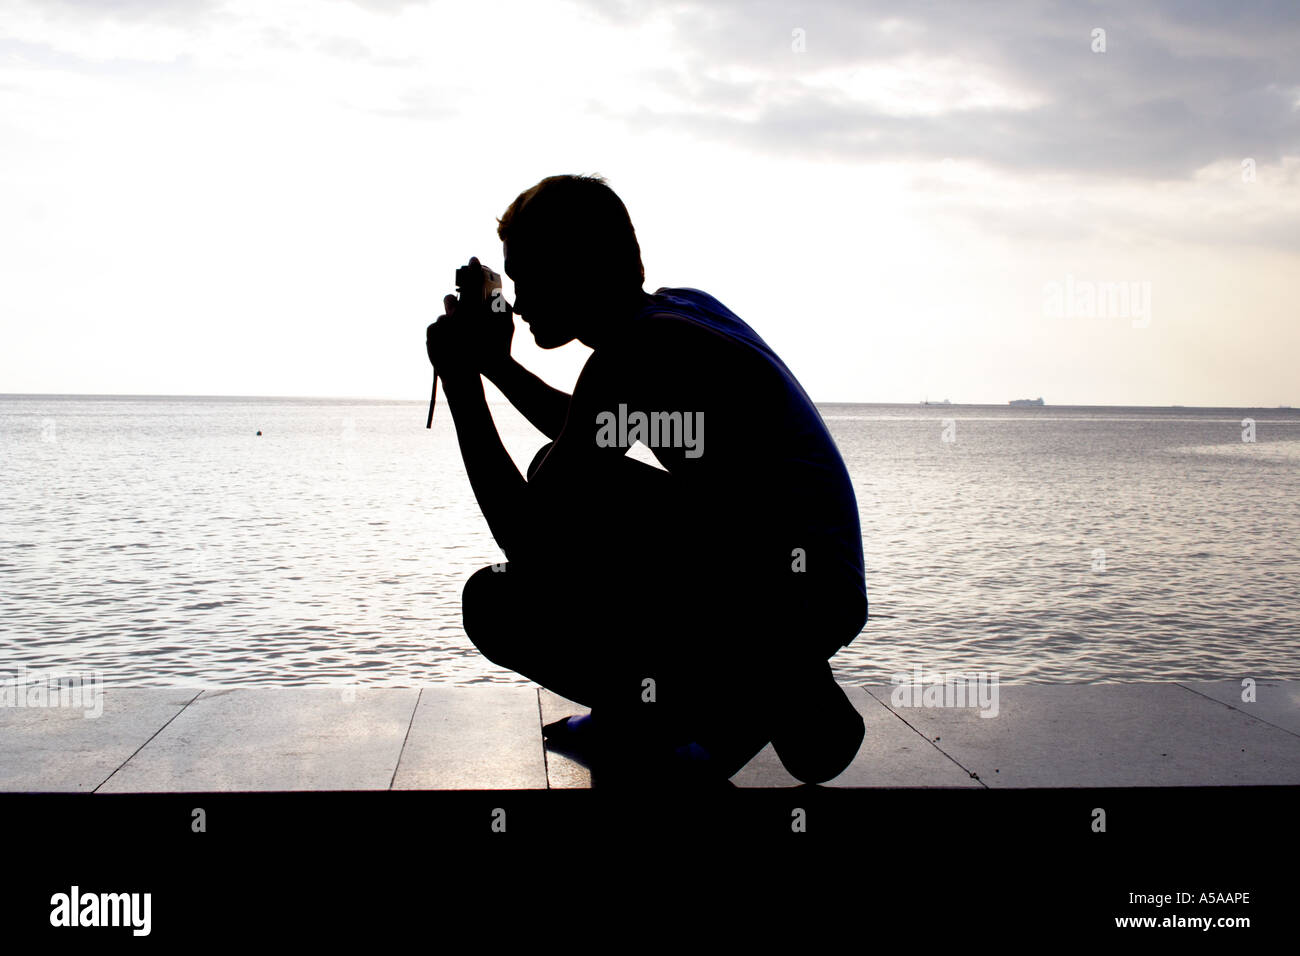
1009;397;1044;406
921;398;952;405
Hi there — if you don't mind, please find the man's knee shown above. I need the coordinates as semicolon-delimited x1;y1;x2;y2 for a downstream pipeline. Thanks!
462;564;518;664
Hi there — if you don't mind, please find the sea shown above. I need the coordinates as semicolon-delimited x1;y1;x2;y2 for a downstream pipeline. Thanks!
2;395;1298;687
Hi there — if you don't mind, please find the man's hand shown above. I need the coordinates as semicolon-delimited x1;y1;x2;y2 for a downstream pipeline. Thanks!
426;294;473;378
426;257;514;377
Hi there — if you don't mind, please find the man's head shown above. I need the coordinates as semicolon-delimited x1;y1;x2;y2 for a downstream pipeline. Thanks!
497;173;646;349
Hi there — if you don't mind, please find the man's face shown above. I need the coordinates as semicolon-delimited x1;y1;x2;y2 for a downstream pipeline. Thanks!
503;240;579;349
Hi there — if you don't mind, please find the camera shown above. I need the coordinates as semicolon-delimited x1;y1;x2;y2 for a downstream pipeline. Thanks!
426;259;508;429
454;260;503;310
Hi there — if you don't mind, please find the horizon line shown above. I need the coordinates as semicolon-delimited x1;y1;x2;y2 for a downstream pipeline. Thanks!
0;392;1294;410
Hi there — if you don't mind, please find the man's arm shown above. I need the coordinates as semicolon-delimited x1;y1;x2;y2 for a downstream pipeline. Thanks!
441;350;627;566
438;368;530;557
484;357;571;440
425;271;572;558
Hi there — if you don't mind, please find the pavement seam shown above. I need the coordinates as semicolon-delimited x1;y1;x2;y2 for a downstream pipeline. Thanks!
93;688;205;793
536;686;554;789
389;687;423;791
859;685;991;789
1174;682;1300;740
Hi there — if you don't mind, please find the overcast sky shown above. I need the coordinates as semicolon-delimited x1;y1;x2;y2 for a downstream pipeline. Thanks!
2;0;1297;405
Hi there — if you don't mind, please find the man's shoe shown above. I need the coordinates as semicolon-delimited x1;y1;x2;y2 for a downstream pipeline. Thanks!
770;660;864;784
542;712;593;742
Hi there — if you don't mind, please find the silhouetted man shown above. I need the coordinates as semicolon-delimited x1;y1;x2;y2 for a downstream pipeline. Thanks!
426;174;868;783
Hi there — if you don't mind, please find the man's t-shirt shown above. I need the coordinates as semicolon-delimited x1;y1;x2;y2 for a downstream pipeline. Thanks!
625;286;869;651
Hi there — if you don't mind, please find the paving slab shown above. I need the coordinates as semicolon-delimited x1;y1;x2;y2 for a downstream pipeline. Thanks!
537;688;593;789
863;682;1300;787
731;685;981;788
1177;680;1300;737
10;682;1297;792
392;685;546;790
98;687;418;792
0;688;199;792
728;740;803;788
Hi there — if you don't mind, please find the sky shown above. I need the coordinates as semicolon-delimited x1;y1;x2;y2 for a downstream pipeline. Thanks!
1;0;1297;406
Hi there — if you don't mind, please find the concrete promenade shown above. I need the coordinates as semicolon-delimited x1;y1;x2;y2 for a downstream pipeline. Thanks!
1;681;1297;791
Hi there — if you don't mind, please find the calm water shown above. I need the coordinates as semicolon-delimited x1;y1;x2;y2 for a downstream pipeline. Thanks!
2;395;1298;686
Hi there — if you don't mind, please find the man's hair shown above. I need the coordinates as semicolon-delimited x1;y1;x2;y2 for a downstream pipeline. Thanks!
496;173;645;291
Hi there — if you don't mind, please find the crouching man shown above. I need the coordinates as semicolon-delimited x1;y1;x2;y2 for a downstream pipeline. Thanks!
426;174;868;784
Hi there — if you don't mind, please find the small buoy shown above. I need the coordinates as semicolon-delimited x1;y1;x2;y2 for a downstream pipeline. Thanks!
256;430;262;436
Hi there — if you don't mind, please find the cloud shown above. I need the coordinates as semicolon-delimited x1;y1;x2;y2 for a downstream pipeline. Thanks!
572;0;1300;180
339;0;431;12
22;0;223;26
